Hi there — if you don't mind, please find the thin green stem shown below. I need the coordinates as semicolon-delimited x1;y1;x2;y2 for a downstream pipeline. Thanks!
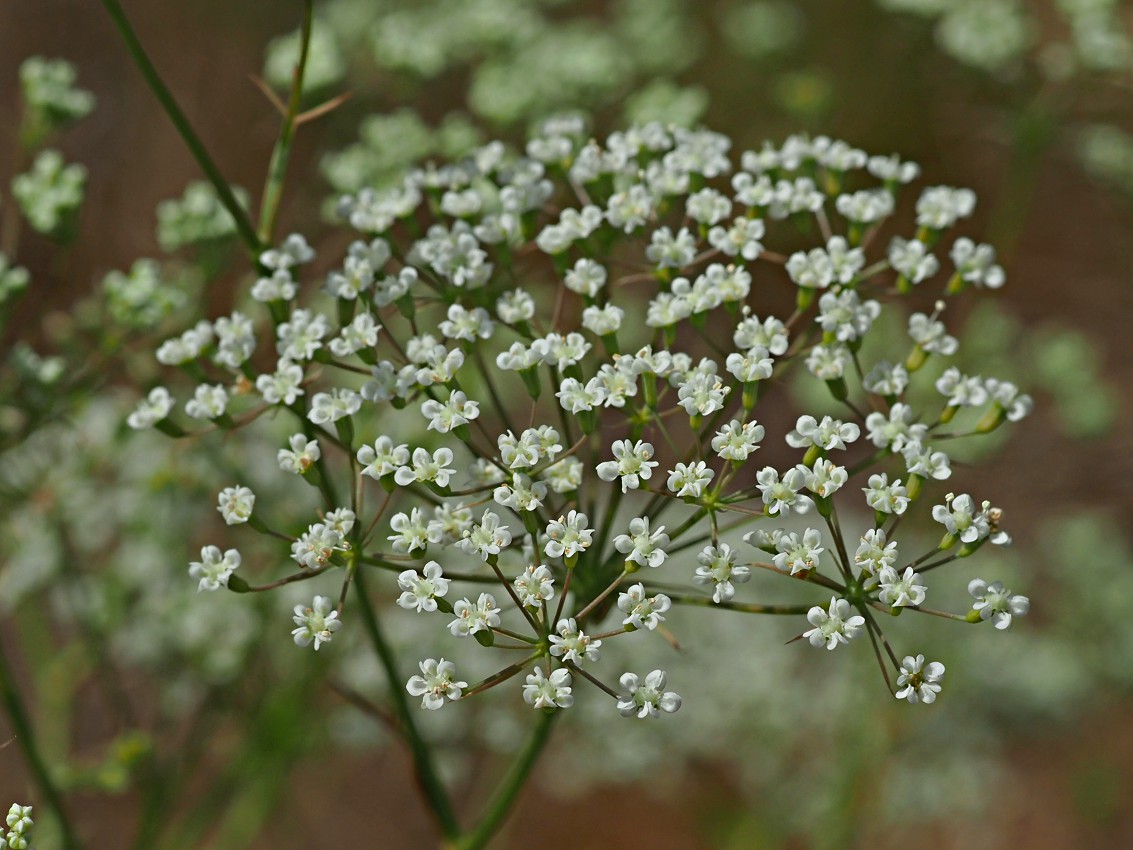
351;567;460;840
100;0;262;255
0;633;81;850
455;711;557;850
665;594;813;615
257;0;313;244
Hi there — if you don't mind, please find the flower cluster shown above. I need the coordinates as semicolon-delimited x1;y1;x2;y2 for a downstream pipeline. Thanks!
136;119;1034;722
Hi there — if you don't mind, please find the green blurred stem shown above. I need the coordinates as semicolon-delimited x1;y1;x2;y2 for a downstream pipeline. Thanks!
351;567;460;840
666;595;812;615
0;634;81;850
99;0;263;256
257;0;313;245
453;710;556;850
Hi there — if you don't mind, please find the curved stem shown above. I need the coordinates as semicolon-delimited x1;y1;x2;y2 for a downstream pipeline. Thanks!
0;633;81;850
257;0;313;244
351;567;460;840
455;710;557;850
99;0;263;255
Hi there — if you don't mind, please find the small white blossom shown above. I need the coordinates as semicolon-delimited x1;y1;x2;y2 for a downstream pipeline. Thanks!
291;595;341;650
863;473;909;515
523;666;574;710
617;669;682;718
878;566;927;607
448;593;501;637
895;655;945;704
550;618;601;665
406;658;467;710
396;561;450;613
513;564;555;607
804;597;865;650
279;433;320;473
618;583;671;630
127;386;175;429
596;439;658;493
217;485;255;525
756;466;814;516
544;510;594;559
773;529;824;575
667;461;714;499
614;517;671;569
459;510;512;561
968;579;1029;630
188;545;240;592
694;543;750;603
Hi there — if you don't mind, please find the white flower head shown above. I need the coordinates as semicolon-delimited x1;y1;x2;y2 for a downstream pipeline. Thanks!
803;596;865;650
406;658;467;710
895;655;945;704
291;595;341;650
617;669;682;718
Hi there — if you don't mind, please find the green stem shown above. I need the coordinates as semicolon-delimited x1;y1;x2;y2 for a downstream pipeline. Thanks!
351;567;460;840
455;711;557;850
99;0;263;256
0;633;81;850
665;595;813;615
257;0;313;244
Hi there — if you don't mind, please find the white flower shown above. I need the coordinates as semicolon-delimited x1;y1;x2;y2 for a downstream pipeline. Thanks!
863;473;909;515
878;566;927;607
184;383;228;420
950;237;1005;289
448;593;501;637
278;433;320;474
308;388;361;424
909;308;958;356
523;666;574;710
932;493;990;543
968;579;1029;630
394;446;457;488
329;313;381;357
734;313;788;354
396;562;450;613
936;367;988;407
497;288;536;322
772;529;824;575
725;347;774;383
256;358;305;405
427;503;474;545
667;461;714;499
388;508;429;554
513;564;555;607
803;597;865;650
854;528;898;576
544;510;594;559
887;237;939;285
291;595;341;650
618;583;671;630
694;543;750;603
646;225;698;269
276;308;329;361
903;443;952;481
596;439;658;493
459;510;512;561
711;420;765;462
216;485;255;525
864;360;909;397
816;290;880;342
556;377;606;413
581;303;624;336
357;436;409;479
549;618;601;665
915;186;976;230
493;473;548;513
406;658;467;710
541;456;584;494
864;403;927;452
800;458;848;498
755;466;814;516
563;258;607;297
616;669;682;718
188;545;240;592
127;386;175;429
785;414;860;451
895;655;945;704
676;372;731;417
614;517;670;569
292;522;346;568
